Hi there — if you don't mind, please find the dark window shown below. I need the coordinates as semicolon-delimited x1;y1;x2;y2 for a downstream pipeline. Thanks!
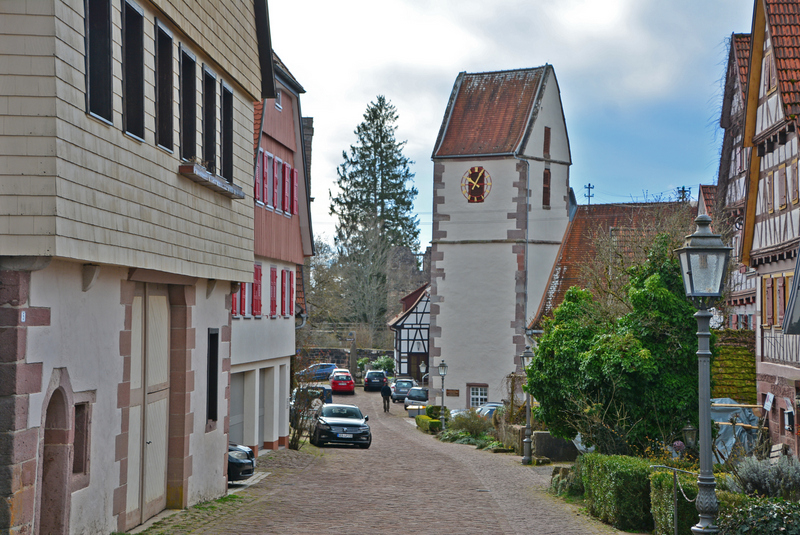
73;403;89;474
221;84;233;182
179;48;196;161
155;22;173;150
202;67;217;173
85;0;113;122
122;0;144;139
207;329;219;422
543;168;551;207
543;126;551;157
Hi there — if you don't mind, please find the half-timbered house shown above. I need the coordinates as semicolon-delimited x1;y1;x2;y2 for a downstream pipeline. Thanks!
387;284;430;383
740;0;800;453
430;66;575;409
718;33;758;330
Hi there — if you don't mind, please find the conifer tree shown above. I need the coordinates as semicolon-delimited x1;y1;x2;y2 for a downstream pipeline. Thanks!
330;95;419;254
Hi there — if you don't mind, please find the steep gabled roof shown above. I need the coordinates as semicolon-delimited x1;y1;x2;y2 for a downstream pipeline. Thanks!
734;33;752;101
700;184;717;216
432;67;546;158
764;0;800;118
529;203;692;329
387;284;430;329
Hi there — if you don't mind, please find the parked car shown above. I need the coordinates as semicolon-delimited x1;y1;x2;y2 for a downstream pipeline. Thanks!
391;378;416;402
290;384;332;426
309;404;371;448
403;386;428;409
330;371;355;394
476;402;504;419
327;367;350;379
228;443;256;481
297;363;337;382
363;370;388;391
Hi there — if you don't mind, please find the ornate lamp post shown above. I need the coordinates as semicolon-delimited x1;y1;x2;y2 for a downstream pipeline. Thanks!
675;214;731;535
438;360;448;430
519;347;534;465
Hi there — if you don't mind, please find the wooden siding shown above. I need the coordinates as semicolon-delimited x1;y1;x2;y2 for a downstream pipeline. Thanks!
0;1;258;282
253;208;303;264
262;91;297;153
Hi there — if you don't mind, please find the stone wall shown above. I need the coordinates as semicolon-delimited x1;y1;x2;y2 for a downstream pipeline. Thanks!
712;329;757;404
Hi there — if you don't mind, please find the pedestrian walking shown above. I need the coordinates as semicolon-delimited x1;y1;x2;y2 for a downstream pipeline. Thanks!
380;382;392;412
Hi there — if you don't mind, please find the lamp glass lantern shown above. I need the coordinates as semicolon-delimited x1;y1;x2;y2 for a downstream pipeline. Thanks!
419;361;427;374
674;215;732;309
682;423;697;450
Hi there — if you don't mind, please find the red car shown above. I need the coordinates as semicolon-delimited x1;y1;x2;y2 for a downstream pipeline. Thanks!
330;372;355;394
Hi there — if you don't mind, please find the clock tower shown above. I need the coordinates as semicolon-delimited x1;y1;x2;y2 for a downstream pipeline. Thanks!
429;65;574;409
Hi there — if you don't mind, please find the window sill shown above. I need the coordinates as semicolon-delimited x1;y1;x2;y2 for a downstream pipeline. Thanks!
179;163;245;199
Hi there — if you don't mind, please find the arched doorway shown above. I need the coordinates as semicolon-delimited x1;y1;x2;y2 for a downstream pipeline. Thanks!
39;388;71;534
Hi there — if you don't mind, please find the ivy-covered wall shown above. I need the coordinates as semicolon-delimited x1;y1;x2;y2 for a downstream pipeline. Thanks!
712;329;756;404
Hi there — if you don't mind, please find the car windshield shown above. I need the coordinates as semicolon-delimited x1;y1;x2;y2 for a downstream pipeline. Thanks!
333;374;350;381
366;372;382;378
321;406;362;419
397;381;412;388
409;390;426;400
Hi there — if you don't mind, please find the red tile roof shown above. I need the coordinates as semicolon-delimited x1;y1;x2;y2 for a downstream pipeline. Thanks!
529;203;693;329
433;67;546;157
700;184;717;215
733;33;752;100
764;0;800;117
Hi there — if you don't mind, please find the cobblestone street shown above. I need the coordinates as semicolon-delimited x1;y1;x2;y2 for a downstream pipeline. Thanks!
136;389;636;535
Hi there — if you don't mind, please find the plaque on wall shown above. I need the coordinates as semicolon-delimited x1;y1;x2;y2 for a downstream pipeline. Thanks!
446;389;459;397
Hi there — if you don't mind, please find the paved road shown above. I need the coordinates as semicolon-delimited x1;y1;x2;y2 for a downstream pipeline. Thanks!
137;388;636;535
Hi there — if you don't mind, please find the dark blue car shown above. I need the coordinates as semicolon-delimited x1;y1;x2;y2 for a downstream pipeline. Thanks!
297;363;337;382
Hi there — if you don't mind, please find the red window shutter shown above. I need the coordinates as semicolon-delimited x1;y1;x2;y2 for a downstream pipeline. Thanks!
270;266;277;316
253;264;262;316
292;168;299;215
543;126;551;156
273;158;280;208
543;169;551;207
232;287;239;316
280;269;286;316
240;283;247;315
765;277;774;325
289;270;295;315
254;150;262;202
283;164;291;212
731;314;738;329
268;152;269;204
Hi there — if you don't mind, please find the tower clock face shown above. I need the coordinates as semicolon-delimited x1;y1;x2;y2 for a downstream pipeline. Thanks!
461;166;492;203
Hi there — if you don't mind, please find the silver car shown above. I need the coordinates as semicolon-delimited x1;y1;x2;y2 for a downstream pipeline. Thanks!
390;379;416;402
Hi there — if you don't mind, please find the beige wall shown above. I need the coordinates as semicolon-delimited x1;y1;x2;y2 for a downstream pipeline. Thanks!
0;0;259;282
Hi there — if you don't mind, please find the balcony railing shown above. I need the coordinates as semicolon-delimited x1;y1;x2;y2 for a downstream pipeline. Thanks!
762;328;800;366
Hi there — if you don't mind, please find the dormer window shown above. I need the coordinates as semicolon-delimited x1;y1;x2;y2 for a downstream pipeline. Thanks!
275;89;282;110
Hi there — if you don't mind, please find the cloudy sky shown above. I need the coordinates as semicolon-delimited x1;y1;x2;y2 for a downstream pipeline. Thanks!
269;0;755;249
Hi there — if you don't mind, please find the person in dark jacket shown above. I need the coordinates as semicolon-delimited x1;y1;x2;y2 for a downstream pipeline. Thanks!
380;382;392;412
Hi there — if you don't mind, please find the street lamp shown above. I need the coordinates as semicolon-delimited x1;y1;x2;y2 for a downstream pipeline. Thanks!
419;360;427;384
519;347;534;465
439;360;448;431
675;214;731;535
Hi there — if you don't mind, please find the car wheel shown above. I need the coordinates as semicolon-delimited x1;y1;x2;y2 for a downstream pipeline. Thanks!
358;440;371;449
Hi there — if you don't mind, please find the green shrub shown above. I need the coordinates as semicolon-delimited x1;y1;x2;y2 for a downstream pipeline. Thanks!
650;470;747;535
414;415;440;434
729;455;800;501
447;409;493;437
581;453;653;531
426;405;450;420
718;497;800;535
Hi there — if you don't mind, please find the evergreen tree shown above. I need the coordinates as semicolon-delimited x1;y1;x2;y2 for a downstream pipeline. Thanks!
330;95;419;253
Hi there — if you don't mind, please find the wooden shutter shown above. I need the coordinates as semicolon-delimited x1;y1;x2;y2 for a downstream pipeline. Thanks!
779;165;787;208
283;164;290;212
280;269;286;316
254;149;263;202
543;169;551;207
793;160;799;204
232;287;239;316
289;270;294;316
765;277;774;325
543;126;551;157
292;168;299;215
240;283;247;315
262;152;269;203
253;264;262;316
270;266;277;317
273;158;280;208
778;276;786;324
767;173;774;212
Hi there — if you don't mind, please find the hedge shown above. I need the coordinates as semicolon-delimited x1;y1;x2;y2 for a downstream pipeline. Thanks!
718;497;800;534
415;415;441;434
650;470;747;535
581;453;653;531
